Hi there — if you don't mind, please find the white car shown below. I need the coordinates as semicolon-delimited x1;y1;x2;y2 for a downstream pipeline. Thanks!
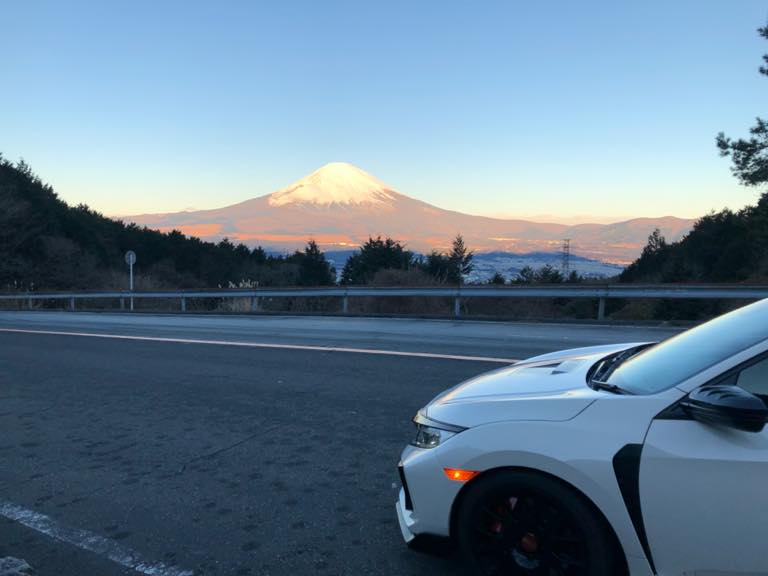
396;299;768;575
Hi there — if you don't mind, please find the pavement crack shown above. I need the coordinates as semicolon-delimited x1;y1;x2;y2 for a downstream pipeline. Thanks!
176;424;280;474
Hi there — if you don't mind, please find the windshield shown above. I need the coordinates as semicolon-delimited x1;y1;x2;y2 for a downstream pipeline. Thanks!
607;299;768;395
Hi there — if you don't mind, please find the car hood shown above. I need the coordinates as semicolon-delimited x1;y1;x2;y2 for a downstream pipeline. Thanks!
425;342;651;428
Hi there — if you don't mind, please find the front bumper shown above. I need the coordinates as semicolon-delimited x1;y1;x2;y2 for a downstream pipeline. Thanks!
394;444;463;542
395;487;416;543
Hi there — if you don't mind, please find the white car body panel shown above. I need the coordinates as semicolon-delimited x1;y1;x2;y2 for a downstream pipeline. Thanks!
425;345;644;428
396;302;768;576
425;369;596;428
521;342;652;364
641;419;768;575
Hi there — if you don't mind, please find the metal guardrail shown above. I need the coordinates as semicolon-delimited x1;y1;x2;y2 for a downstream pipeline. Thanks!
1;284;767;319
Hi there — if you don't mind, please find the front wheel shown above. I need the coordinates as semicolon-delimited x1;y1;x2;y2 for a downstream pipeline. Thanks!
455;470;618;576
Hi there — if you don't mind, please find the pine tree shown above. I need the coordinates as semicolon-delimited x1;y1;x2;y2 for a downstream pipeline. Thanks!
291;240;336;286
448;234;474;285
716;26;768;188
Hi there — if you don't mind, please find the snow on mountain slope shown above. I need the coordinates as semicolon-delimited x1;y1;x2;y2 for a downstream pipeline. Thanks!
268;162;396;208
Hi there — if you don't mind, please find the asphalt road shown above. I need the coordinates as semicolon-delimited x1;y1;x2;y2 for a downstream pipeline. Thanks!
0;312;683;360
0;313;684;576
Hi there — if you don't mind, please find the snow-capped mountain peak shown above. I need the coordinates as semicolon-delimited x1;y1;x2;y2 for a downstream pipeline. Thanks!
268;162;396;208
125;162;696;264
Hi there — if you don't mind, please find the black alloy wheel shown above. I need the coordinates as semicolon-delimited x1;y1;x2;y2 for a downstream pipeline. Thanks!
456;471;618;576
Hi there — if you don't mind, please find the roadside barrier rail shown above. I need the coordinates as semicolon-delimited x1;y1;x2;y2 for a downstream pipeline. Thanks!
1;284;766;320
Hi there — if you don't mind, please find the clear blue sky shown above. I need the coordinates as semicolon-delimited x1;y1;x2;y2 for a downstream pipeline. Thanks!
1;0;766;221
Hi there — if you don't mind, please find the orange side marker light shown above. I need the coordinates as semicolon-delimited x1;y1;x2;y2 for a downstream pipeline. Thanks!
443;468;479;482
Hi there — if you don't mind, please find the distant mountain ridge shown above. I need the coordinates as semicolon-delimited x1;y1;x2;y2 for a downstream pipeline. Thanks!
125;162;695;264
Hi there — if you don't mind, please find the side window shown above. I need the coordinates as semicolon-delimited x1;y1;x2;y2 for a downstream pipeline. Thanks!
736;357;768;398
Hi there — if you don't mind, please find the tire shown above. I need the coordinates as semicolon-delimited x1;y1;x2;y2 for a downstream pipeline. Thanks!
455;470;618;576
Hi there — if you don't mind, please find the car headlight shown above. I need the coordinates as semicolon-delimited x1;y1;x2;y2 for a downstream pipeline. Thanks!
410;411;466;449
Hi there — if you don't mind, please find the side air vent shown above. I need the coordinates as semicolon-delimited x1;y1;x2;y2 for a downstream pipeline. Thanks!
613;444;657;574
398;463;413;511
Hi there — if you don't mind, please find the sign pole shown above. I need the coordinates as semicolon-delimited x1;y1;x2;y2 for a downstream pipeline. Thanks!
125;251;137;312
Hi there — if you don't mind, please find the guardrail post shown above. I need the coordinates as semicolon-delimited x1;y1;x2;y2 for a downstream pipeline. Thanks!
342;295;349;314
27;296;32;310
130;294;134;312
120;297;125;311
454;295;461;317
181;296;186;312
597;297;606;321
251;296;259;313
69;297;75;312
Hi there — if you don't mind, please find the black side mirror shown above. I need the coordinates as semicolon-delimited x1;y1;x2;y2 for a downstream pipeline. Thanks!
682;385;768;433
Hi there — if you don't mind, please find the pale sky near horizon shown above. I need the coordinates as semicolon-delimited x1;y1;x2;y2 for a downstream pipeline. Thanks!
1;0;766;223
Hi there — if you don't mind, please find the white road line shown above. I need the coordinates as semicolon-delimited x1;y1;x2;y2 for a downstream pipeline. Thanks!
0;501;193;576
0;328;518;364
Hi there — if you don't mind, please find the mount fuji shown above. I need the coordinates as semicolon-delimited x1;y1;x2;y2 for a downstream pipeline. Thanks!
124;162;694;265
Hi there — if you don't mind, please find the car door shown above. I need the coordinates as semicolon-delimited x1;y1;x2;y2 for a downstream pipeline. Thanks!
638;354;768;575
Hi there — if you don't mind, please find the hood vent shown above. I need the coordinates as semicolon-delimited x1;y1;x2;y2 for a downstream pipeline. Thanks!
550;360;585;375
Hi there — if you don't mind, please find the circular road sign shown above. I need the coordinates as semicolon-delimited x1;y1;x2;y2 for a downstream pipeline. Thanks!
125;250;136;266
